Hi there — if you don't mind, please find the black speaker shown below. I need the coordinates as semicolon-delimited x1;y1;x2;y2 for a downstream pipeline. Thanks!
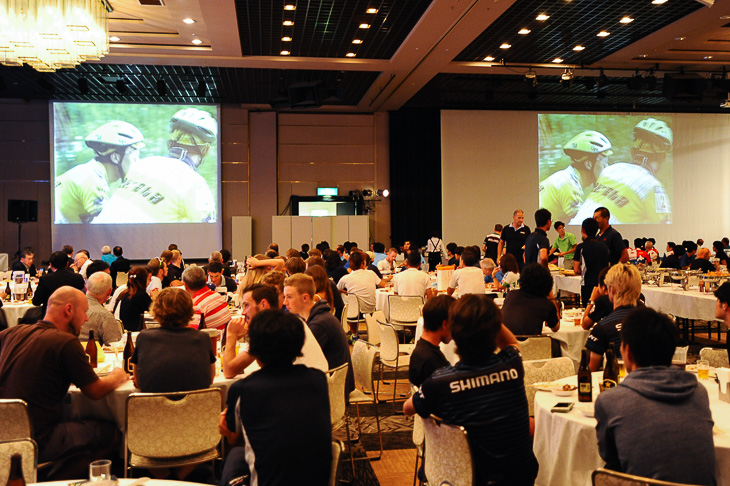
662;73;707;100
8;200;38;223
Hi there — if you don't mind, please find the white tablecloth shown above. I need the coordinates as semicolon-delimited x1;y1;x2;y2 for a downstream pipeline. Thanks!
554;274;582;295
2;302;34;327
0;253;8;272
534;372;730;486
376;288;393;319
543;320;590;372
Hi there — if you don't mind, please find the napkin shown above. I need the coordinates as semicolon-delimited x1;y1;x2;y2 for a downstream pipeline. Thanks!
716;368;730;394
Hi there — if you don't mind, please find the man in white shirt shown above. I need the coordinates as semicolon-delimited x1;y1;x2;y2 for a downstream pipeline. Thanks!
337;250;381;337
393;250;431;299
377;247;399;275
447;248;485;296
74;251;93;280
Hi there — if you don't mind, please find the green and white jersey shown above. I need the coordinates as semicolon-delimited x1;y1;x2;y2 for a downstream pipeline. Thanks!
93;156;215;223
539;165;584;224
54;159;110;224
570;163;671;225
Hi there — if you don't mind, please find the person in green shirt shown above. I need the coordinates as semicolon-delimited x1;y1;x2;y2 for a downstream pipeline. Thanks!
549;220;577;269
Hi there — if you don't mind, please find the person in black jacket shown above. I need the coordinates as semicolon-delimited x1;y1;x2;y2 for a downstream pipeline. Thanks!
109;246;131;289
32;251;85;313
12;248;37;276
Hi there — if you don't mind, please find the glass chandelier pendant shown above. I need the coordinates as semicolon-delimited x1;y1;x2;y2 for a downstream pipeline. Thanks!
0;0;111;72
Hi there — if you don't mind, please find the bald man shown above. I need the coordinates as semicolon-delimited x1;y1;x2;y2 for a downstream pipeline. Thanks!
0;286;128;478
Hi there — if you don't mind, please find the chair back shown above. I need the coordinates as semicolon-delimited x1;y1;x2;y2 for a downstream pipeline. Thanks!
18;307;43;326
411;385;425;450
0;438;37;484
351;340;378;395
377;320;400;363
516;335;553;361
422;416;473;486
125;388;222;458
592;467;705;486
0;399;32;441
329;441;343;486
0;308;7;331
672;346;689;364
388;295;423;324
372;310;387;325
116;271;129;287
523;357;575;416
326;363;349;428
346;294;361;321
699;347;729;368
363;313;381;346
340;301;349;334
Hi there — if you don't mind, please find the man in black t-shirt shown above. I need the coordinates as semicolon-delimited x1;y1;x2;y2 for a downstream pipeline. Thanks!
404;295;537;486
410;295;455;387
524;208;552;267
482;224;502;262
594;207;628;265
498;210;531;270
574;217;610;307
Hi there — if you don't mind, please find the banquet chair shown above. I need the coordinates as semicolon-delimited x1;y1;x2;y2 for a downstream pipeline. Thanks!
422;416;473;486
377;320;414;406
329;441;343;486
363;313;382;346
18;306;43;326
523;357;575;416
326;363;356;475
0;308;7;331
411;385;425;486
349;340;383;461
345;294;366;335
340;301;349;334
0;399;31;441
516;335;553;361
388;295;423;330
124;388;222;478
116;271;129;288
591;468;704;486
699;347;730;368
0;438;37;484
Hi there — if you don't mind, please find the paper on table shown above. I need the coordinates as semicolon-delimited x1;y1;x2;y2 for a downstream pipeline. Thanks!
436;265;454;292
716;368;730;396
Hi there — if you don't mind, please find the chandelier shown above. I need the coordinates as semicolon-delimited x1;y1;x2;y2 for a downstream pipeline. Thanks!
0;0;112;72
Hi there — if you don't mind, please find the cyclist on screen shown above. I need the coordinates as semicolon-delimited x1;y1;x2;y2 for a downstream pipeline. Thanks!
55;121;144;224
539;130;612;225
570;118;673;225
94;108;217;224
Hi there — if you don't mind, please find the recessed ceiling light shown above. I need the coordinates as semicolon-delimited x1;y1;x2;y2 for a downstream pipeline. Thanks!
109;36;120;42
346;52;356;57
552;58;563;63
721;15;730;19
620;16;634;24
638;54;648;58
652;0;667;4
518;28;531;35
282;36;292;42
191;38;203;45
675;36;686;41
483;56;495;62
281;50;290;55
500;43;511;49
597;31;610;37
284;4;296;10
283;20;294;26
573;45;585;51
352;39;363;44
536;14;549;21
359;23;370;29
182;18;195;24
705;55;713;59
366;8;378;14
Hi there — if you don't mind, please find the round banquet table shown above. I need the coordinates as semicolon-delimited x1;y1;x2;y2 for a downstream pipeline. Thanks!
542;317;590;372
1;301;35;327
533;371;730;486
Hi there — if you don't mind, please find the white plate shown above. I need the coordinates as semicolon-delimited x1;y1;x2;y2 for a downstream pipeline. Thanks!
532;381;559;392
576;403;594;417
552;387;576;397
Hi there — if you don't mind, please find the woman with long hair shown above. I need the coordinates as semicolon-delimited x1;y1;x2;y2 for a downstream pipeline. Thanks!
305;265;334;310
117;266;152;331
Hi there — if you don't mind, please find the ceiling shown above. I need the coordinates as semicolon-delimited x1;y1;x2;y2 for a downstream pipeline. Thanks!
2;0;730;112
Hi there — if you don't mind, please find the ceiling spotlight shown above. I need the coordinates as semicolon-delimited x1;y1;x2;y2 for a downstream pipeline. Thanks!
376;189;389;197
280;50;290;55
573;45;585;51
362;189;373;197
182;18;195;24
500;42;511;49
192;38;203;45
525;69;537;79
620;16;634;24
77;77;89;94
283;20;294;26
561;69;574;81
536;14;549;21
366;7;378;14
346;52;356;57
652;0;667;4
352;39;362;44
115;79;127;94
518;28;531;35
553;58;563;63
483;56;495;62
284;4;296;10
109;35;120;42
359;23;370;29
156;78;166;96
282;36;292;42
597;31;610;37
196;78;207;97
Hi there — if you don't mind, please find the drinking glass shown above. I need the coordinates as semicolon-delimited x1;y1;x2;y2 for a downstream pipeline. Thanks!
697;360;710;380
618;360;626;381
89;459;112;481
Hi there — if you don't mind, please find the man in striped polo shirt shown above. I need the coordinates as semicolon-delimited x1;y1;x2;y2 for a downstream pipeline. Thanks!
404;294;538;486
182;265;230;331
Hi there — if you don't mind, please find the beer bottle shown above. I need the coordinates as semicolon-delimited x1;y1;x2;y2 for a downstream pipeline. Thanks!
198;312;206;330
4;282;10;301
7;453;25;486
86;330;98;368
123;330;134;375
601;344;619;392
578;348;593;402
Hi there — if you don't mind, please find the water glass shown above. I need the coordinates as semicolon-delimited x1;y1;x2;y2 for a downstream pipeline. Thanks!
89;459;112;481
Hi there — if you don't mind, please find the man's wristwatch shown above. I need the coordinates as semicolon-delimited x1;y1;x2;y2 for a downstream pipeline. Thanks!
587;300;594;306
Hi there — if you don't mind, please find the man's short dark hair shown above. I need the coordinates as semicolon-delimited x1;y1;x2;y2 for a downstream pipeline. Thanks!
349;250;365;270
455;246;464;256
620;307;676;367
518;263;553;297
220;249;231;263
553;221;565;230
684;241;697;253
307;256;325;269
79;249;90;258
268;243;279;253
648;237;656;245
286;256;306;275
113;246;123;257
86;260;110;278
406;250;421;268
248;309;304;366
674;245;686;257
715;282;730;306
461;247;478;267
723;237;729;246
423;295;455;332
446;242;457;254
62;244;74;256
535;208;552;228
50;251;69;270
244;283;280;309
634;238;645;249
495;224;503;232
21;248;33;258
594;207;610;219
208;261;224;274
582;217;599;238
450;294;502;362
373;242;385;253
666;241;675;250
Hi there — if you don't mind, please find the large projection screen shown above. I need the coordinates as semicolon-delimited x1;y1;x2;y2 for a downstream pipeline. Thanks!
441;110;730;249
51;102;222;259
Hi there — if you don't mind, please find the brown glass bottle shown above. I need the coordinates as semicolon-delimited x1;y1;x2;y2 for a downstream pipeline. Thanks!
601;344;619;392
7;453;26;486
578;348;593;402
86;330;98;368
4;282;10;301
198;312;206;330
123;330;134;374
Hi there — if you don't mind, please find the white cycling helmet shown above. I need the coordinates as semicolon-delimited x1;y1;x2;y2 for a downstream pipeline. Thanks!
85;121;144;152
170;108;217;145
563;130;613;159
633;118;673;152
